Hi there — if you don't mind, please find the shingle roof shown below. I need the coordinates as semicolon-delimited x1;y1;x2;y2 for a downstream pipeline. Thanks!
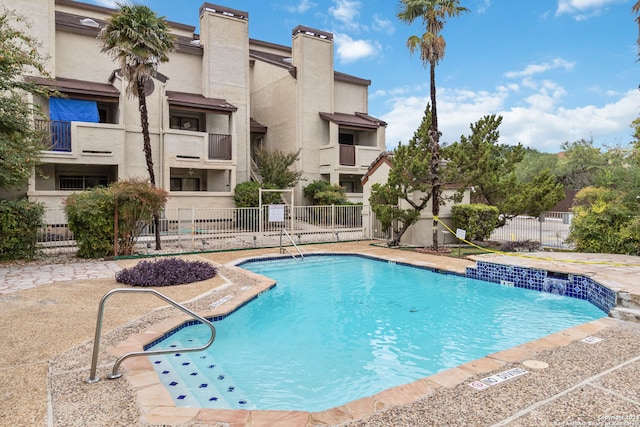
166;91;237;113
319;112;387;129
28;76;120;100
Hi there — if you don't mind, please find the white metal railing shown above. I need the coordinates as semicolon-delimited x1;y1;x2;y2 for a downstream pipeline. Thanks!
38;204;366;255
86;288;215;383
280;228;303;261
489;212;573;249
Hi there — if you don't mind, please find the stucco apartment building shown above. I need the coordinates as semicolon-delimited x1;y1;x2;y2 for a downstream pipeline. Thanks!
4;0;387;213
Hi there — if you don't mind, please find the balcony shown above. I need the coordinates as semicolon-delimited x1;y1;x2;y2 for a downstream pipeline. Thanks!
320;143;381;172
36;119;71;152
164;131;233;163
209;134;232;160
35;119;125;161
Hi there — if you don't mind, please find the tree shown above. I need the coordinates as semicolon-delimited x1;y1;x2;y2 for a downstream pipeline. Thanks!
634;1;640;61
369;105;453;246
514;148;559;183
254;147;303;189
99;2;175;250
442;114;563;224
0;11;53;191
556;138;606;190
398;0;468;249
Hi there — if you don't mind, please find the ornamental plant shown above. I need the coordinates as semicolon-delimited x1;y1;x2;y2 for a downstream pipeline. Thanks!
115;257;218;287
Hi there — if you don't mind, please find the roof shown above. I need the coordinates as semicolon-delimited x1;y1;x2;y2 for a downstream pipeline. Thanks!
55;10;202;55
250;49;371;86
28;76;120;101
361;151;393;186
319;112;387;130
250;118;267;133
166;91;237;113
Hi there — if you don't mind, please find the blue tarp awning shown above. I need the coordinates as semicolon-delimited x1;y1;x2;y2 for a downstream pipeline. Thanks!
49;97;99;123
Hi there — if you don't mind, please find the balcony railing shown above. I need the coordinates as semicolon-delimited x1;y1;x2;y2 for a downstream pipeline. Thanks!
339;144;355;166
35;119;71;152
208;134;232;160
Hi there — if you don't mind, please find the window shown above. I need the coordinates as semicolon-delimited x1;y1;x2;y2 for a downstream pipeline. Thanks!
170;115;201;131
59;175;108;190
170;177;201;191
97;102;117;124
339;133;354;145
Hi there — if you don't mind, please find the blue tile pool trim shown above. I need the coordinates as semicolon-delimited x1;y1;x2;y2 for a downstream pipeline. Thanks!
145;254;614;350
466;261;615;314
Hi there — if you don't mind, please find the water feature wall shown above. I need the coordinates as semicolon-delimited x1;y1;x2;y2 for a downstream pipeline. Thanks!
466;261;616;313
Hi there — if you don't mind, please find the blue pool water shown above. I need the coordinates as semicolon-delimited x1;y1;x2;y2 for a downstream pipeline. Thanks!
147;255;605;412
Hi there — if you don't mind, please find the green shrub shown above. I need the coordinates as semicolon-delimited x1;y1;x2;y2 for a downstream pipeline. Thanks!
566;187;632;254
451;203;499;241
65;187;115;258
233;181;281;207
64;179;168;258
0;199;44;260
304;180;347;205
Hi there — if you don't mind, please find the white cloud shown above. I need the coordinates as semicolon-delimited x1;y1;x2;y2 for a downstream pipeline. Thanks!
476;0;491;14
380;83;640;152
505;58;575;79
286;0;317;13
556;0;625;19
372;15;395;34
329;0;361;25
334;33;379;63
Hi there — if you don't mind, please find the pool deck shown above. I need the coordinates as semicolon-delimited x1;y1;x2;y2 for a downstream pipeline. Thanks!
1;242;639;426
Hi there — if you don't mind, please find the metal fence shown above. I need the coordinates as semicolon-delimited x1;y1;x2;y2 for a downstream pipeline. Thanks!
489;212;573;249
37;204;367;256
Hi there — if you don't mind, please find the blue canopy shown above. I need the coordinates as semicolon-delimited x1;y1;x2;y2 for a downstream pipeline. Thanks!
49;97;99;122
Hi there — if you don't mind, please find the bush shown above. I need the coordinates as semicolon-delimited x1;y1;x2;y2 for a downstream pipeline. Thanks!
451;203;499;241
566;187;632;254
65;188;114;258
233;181;281;207
304;180;347;205
116;257;218;286
64;179;168;258
0;199;44;260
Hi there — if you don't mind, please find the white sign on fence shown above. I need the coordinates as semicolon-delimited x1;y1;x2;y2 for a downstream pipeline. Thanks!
268;204;285;222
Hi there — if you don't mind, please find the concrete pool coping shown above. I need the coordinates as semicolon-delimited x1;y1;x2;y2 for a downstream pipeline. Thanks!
2;242;640;426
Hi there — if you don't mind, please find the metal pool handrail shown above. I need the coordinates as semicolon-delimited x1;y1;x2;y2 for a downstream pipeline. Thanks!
279;228;304;261
86;288;216;384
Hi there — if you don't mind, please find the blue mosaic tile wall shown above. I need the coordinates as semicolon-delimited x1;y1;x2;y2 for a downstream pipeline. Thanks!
466;261;616;314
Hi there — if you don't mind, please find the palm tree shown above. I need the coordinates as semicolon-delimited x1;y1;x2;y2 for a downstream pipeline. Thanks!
634;1;640;60
99;2;175;250
398;0;467;249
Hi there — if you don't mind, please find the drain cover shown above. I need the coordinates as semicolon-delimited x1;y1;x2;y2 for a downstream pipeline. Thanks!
522;360;549;370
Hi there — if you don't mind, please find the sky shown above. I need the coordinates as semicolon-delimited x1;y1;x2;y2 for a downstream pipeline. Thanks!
84;0;640;153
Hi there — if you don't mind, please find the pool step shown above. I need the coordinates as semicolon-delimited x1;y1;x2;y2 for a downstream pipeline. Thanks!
609;306;640;323
616;291;640;310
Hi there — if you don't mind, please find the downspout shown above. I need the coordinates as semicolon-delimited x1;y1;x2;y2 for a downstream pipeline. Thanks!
159;81;166;189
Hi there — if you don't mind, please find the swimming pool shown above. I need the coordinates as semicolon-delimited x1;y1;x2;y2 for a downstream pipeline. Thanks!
146;254;605;412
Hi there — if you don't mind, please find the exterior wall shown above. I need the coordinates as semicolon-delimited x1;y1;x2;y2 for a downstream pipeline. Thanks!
292;30;334;201
249;61;296;156
160;52;203;94
0;0;56;74
55;31;114;81
334;80;367;114
200;8;250;184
